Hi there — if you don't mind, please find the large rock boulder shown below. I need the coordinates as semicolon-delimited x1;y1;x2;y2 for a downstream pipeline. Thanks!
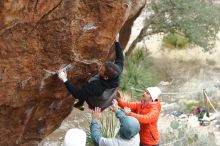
0;0;146;145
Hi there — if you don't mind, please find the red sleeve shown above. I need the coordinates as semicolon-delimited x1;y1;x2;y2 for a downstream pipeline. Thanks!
118;100;140;111
130;105;160;124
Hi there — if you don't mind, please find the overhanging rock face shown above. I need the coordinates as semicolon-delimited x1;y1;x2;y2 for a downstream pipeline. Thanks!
0;0;146;145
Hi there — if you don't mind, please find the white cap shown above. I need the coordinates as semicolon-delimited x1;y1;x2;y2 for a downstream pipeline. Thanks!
64;128;86;146
146;87;161;101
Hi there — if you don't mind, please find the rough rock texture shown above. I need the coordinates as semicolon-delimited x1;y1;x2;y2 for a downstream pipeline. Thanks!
120;0;146;49
0;0;146;145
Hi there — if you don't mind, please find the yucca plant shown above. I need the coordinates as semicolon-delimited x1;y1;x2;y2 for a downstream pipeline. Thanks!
100;109;119;138
120;48;155;100
85;109;119;146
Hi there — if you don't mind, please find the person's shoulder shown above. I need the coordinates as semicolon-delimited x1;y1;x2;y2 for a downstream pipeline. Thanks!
148;100;161;109
88;79;103;87
87;80;104;93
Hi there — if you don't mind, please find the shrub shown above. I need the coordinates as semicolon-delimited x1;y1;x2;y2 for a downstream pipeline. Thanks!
161;120;216;146
120;48;155;100
162;33;189;49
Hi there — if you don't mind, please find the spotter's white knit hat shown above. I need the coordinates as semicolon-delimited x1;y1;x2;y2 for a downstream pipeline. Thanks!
146;87;161;101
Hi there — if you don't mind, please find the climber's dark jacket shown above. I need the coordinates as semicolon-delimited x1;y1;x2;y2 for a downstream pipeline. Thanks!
64;42;124;110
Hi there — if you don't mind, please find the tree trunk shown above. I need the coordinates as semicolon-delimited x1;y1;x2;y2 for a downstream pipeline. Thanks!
125;28;145;56
125;9;171;56
125;13;159;56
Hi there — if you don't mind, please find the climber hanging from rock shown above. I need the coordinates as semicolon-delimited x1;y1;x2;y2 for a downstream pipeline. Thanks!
58;33;124;111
